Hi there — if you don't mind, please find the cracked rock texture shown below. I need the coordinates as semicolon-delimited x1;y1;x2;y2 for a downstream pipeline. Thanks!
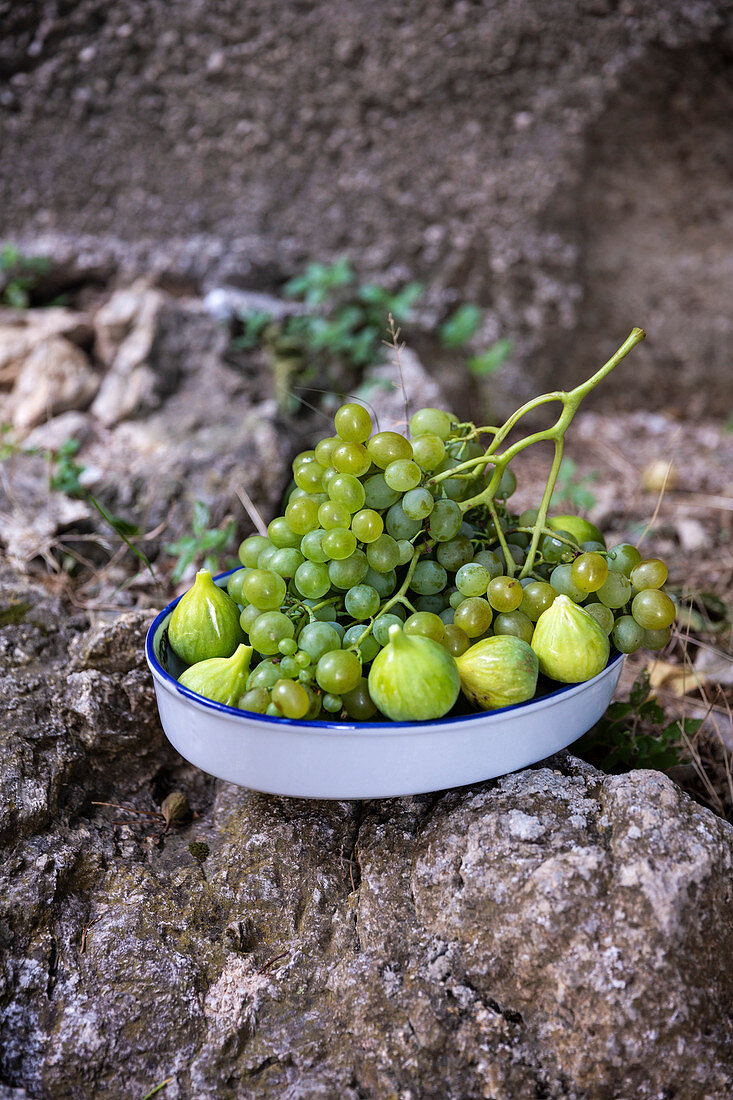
1;569;733;1098
2;2;733;415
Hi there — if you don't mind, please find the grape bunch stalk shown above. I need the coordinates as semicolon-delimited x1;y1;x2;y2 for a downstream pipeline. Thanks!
167;326;677;722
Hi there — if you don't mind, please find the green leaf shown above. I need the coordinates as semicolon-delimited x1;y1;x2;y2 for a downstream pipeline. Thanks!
468;338;514;377
192;501;211;537
88;494;156;581
439;304;482;348
629;671;651;708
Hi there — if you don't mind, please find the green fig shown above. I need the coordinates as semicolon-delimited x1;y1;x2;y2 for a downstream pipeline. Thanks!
455;635;538;710
178;643;253;706
549;515;605;548
367;624;460;721
531;594;610;683
168;569;245;665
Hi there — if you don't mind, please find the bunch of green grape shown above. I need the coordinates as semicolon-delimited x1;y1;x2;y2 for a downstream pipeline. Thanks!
216;401;676;721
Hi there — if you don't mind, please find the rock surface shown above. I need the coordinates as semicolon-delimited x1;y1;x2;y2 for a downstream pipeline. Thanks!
0;564;732;1098
2;2;733;414
5;337;99;431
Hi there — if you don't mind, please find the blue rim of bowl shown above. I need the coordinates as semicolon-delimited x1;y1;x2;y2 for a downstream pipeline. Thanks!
145;568;625;731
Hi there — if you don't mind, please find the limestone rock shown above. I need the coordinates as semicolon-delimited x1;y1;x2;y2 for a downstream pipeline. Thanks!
0;307;94;376
1;565;732;1099
3;336;99;431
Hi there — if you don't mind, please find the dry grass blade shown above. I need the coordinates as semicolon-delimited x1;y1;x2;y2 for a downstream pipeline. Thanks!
235;482;268;537
635;457;675;548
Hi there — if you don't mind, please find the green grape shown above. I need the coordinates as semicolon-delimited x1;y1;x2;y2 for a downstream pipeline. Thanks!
285;496;320;534
494;610;534;644
268;517;302;549
414;594;447;614
367;431;413;469
448;436;483;462
343;625;380;662
247;659;281;690
453;597;493;638
444;623;470;657
373;613;404;645
410;560;448;595
643;626;672;650
570;552;609;593
330;622;346;640
294;561;331;599
318;500;351;530
351;508;384;543
508;531;530;549
295;650;311;667
240;687;270;714
257;544;279;570
396;539;414;565
473;550;504;580
316;649;362;694
298;668;315;684
321;466;338;492
435;535;474;571
278;637;298;656
249;611;295;655
322;693;343;714
455;562;490;597
404;611;446;644
385;502;422;541
293;449;316;466
428;498;462;541
496;467;517;500
238;535;271;568
439;607;455;626
269;548;304;578
607;543;642;577
300;528;329;563
271;679;310;719
487;576;523;613
365;566;397;597
298;622;342;662
332;441;371;477
335;402;372;443
328;473;366;513
518;508;539;527
240;603;263;633
612;615;645;654
279;656;298;677
345;584;381;620
342;678;377;721
314;436;340;466
266;702;282;717
402;487;435;520
435;457;470;502
366;533;401;573
550;564;588;603
227;568;249;605
630;558;668;590
409;407;455;439
322;527;357;560
520;581;557;621
506;544;526;567
363;473;400;510
384;459;422;492
596;571;632;609
583;602;615;635
242;569;287;610
293;461;325;493
631;589;676;630
539;530;575;564
329;549;369;589
449;589;465;610
580;540;606;553
412;433;446;471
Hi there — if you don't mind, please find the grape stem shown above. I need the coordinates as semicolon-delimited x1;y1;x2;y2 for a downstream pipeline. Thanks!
352;547;422;651
432;328;645;577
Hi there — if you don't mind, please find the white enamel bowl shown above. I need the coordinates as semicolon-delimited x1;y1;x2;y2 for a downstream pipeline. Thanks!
145;571;624;800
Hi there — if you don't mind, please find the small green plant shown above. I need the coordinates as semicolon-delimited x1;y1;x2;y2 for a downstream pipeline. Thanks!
49;436;85;497
551;456;598;513
578;668;701;771
165;501;238;583
0;243;51;308
229;260;512;413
